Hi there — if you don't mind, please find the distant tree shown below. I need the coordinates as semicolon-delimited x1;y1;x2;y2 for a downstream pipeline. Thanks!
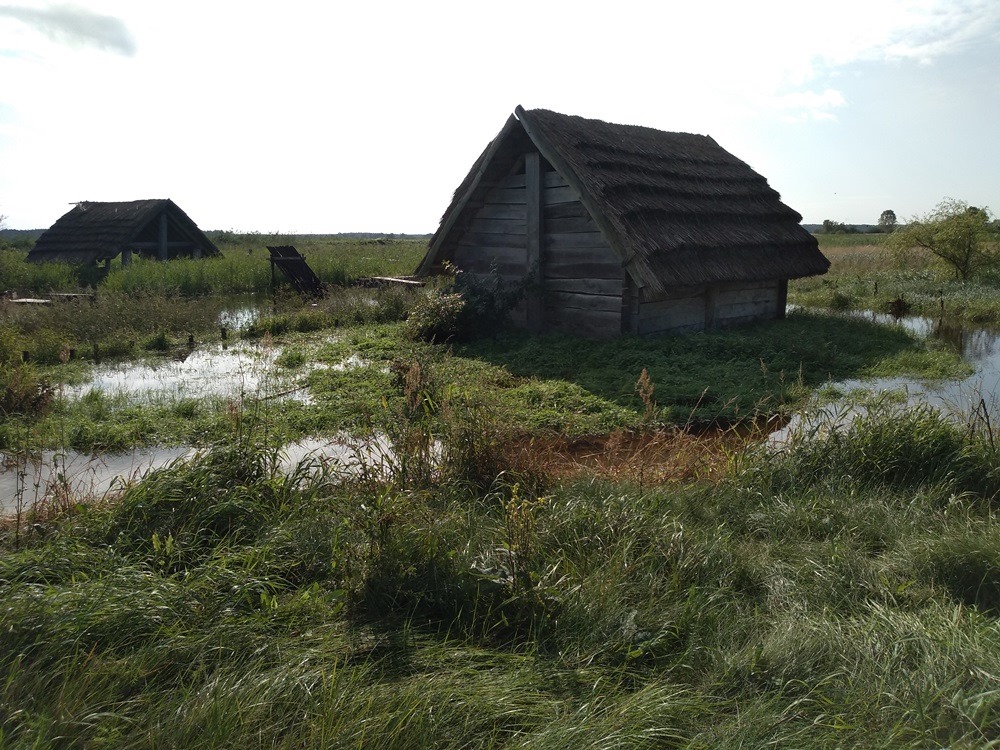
891;198;998;281
878;209;897;233
822;219;859;234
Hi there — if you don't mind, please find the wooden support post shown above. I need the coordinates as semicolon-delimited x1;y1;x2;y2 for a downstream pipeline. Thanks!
704;285;719;330
776;279;788;320
525;151;543;332
121;248;132;266
621;274;635;334
158;213;168;261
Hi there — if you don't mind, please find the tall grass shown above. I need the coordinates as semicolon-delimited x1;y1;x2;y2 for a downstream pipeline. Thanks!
0;236;427;296
5;396;1000;747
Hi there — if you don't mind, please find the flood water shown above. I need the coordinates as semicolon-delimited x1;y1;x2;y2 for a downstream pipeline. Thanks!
770;310;1000;442
65;343;309;403
5;310;1000;513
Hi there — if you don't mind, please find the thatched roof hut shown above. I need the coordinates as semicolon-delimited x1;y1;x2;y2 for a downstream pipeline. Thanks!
418;106;829;337
27;199;219;264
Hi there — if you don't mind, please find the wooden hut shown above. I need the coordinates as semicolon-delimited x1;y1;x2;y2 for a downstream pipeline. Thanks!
417;106;829;337
27;199;219;265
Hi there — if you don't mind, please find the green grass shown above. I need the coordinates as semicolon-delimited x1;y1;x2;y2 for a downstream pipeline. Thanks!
4;403;1000;747
0;235;427;297
794;237;1000;324
0;308;968;452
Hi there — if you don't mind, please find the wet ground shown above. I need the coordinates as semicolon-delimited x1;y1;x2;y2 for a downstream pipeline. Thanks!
4;311;1000;513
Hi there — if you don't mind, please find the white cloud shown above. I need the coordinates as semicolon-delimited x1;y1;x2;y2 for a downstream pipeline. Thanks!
0;2;134;55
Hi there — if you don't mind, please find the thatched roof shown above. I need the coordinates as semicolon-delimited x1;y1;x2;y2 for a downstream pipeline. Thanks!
27;199;219;264
420;107;829;290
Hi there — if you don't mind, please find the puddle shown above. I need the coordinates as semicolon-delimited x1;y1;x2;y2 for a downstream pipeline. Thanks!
66;344;311;403
0;435;414;515
772;310;1000;442
1;446;192;513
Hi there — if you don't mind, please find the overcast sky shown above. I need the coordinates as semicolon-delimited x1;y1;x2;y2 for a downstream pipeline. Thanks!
1;0;998;233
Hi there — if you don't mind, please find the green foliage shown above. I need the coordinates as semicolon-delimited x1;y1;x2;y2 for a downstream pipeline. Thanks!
879;208;898;232
891;198;999;281
404;288;466;342
406;268;523;343
6;407;1000;747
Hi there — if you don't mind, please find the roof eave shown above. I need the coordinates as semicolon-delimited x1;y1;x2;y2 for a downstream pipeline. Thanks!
515;106;640;287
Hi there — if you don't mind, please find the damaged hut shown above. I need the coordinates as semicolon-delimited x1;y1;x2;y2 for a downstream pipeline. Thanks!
417;106;829;337
27;199;219;265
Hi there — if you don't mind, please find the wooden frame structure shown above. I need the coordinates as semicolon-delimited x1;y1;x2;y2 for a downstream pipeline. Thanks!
27;200;219;265
418;107;829;337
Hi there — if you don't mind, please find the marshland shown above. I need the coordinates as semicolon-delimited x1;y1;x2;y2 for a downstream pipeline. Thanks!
4;231;1000;748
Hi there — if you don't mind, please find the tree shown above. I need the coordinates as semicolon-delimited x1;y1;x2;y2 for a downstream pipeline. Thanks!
878;209;897;233
891;198;998;281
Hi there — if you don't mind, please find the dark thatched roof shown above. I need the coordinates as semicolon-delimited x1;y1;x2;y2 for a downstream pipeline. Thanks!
420;107;829;290
27;199;219;264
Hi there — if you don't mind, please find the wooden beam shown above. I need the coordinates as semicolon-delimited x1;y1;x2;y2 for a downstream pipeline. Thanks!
158;213;169;261
525;151;543;332
777;279;788;319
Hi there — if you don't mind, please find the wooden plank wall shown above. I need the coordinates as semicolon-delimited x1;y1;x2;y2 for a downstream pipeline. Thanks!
636;280;782;335
712;281;781;328
541;170;623;337
451;172;529;281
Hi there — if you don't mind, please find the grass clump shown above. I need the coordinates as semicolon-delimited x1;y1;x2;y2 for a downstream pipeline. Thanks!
8;406;1000;746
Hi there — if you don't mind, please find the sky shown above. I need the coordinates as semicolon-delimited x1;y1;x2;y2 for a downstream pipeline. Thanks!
1;0;998;233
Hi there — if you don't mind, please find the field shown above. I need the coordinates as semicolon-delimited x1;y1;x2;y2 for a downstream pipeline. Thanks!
2;233;1000;748
791;234;1000;323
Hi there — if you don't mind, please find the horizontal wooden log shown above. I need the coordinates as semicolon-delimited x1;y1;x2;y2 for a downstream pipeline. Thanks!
454;244;527;268
467;217;527;235
545;231;614;251
474;204;527;221
545;215;600;234
716;301;774;320
640;293;708;317
638;305;707;335
640;320;705;336
544;277;623;296
458;231;528;249
543;185;579;205
484;188;527;205
499;173;527;189
544;260;624;281
716;287;779;306
546;291;622;313
452;259;526;277
544;201;590;220
544;171;569;188
544;306;622;338
640;285;709;304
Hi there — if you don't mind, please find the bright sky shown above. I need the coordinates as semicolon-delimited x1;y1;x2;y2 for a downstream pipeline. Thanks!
1;0;998;233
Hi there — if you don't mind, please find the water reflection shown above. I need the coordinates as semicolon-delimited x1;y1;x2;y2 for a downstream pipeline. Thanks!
773;310;1000;442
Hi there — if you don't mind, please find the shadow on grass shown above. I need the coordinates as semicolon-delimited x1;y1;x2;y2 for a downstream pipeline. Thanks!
455;310;929;424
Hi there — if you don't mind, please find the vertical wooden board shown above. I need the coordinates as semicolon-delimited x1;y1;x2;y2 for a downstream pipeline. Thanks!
777;279;788;319
525;151;543;332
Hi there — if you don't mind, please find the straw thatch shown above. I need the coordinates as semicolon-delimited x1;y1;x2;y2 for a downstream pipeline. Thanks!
27;199;219;264
420;107;828;291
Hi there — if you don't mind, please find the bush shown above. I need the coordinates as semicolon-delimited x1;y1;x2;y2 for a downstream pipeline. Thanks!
406;269;523;343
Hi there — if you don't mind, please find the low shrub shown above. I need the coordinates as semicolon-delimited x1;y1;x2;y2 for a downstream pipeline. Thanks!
406;269;523;343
